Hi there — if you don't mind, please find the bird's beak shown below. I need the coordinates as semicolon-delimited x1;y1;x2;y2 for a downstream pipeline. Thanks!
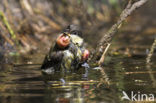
64;32;71;37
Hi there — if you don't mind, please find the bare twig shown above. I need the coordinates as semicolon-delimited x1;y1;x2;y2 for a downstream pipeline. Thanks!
20;0;61;31
0;11;19;45
98;43;111;65
3;0;14;26
97;67;110;88
146;38;156;87
146;38;156;64
94;0;148;65
21;0;34;15
0;22;14;46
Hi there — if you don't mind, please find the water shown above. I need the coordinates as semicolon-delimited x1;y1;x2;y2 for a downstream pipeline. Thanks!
0;52;156;103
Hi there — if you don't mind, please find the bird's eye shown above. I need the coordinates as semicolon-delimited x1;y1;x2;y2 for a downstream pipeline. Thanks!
72;31;78;35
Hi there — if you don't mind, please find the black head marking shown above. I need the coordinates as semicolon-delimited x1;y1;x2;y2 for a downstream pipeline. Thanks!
64;24;83;37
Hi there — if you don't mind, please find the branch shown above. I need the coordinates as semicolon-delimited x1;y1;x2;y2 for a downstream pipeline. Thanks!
97;67;110;88
93;0;148;66
0;11;19;45
98;43;111;65
146;38;156;87
0;22;14;46
146;38;156;64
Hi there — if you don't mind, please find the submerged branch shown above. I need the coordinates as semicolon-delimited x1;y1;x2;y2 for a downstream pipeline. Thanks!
97;67;110;88
93;0;148;65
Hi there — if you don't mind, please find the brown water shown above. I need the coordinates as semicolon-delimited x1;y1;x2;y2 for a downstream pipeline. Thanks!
0;0;156;102
1;28;156;103
0;52;156;103
1;11;156;102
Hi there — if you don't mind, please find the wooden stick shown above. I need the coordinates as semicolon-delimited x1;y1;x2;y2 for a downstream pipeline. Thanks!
95;0;148;65
98;43;110;65
146;38;156;87
146;38;156;64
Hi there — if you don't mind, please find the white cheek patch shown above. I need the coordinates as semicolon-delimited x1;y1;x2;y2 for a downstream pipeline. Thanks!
70;35;83;47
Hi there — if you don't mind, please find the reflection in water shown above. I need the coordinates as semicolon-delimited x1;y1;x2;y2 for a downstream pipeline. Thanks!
0;54;156;103
44;81;96;103
0;61;119;103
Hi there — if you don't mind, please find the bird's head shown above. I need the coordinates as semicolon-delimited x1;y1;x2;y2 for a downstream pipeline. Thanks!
56;24;83;49
56;32;71;49
64;24;82;37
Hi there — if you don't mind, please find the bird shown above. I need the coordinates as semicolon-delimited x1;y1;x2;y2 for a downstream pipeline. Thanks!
41;25;90;74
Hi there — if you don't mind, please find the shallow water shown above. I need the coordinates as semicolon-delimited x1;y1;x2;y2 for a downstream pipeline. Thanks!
0;53;156;103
